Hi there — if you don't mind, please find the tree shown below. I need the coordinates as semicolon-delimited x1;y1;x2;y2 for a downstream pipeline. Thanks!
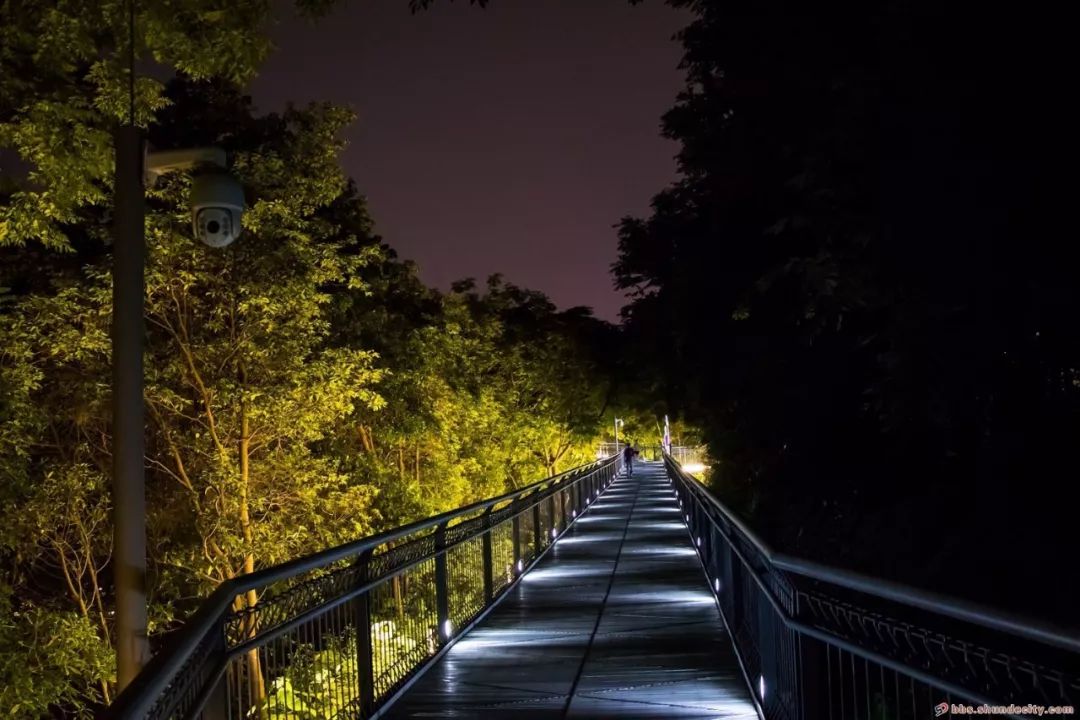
614;0;1077;621
0;78;388;715
0;0;353;251
1;70;621;712
332;270;614;523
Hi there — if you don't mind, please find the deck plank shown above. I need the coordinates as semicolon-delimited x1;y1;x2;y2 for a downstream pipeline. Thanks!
382;461;758;719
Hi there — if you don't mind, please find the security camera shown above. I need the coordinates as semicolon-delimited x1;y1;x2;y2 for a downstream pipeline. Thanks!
144;146;245;248
190;172;244;248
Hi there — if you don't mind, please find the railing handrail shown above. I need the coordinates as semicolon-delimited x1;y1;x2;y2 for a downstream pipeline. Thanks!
665;453;1080;655
109;455;618;719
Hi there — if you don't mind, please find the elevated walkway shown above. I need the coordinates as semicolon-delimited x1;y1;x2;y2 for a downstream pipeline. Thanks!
385;461;758;718
108;453;1080;720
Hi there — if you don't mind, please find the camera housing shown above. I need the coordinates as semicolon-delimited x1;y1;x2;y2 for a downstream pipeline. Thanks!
190;172;245;248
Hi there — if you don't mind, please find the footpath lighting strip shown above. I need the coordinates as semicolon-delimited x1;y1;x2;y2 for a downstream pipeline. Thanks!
558;470;643;719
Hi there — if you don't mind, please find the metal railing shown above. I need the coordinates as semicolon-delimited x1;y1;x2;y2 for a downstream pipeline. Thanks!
597;442;706;466
658;444;706;467
596;441;623;458
665;454;1080;720
108;455;622;720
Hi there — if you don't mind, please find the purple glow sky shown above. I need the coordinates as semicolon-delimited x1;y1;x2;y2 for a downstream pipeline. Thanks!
250;1;689;321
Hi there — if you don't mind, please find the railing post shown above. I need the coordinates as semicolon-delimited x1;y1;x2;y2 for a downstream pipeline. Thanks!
556;487;565;530
726;541;741;629
532;501;541;557
794;595;826;720
512;504;521;573
482;509;494;602
354;552;375;718
201;670;229;720
757;597;777;715
434;524;450;642
548;493;557;538
708;522;720;586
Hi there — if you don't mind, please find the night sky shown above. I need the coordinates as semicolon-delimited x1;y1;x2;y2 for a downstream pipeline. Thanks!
249;0;689;321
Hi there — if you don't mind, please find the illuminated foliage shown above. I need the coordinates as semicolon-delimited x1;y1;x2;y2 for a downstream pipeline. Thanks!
1;3;617;714
0;74;614;714
0;0;347;251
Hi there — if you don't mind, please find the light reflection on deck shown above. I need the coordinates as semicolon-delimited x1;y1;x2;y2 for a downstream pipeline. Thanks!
384;461;758;719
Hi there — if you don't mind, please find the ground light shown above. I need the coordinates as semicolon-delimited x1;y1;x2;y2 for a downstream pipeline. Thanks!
714;577;721;592
759;675;766;700
516;559;523;573
442;619;453;640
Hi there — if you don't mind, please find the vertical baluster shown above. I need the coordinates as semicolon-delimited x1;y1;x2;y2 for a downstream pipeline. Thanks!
482;507;494;602
434;524;450;642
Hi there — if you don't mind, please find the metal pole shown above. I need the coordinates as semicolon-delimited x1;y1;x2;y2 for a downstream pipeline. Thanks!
481;507;494;602
614;417;619;456
532;503;541;558
512;510;521;573
112;123;149;689
434;524;450;642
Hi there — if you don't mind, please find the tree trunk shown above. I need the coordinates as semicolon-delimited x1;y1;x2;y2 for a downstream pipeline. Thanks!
56;544;112;703
238;382;266;715
358;424;374;454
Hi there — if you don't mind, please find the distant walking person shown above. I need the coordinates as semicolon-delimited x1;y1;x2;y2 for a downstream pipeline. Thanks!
622;444;638;477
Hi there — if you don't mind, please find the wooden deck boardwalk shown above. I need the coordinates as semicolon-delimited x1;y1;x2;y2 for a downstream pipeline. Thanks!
383;461;758;719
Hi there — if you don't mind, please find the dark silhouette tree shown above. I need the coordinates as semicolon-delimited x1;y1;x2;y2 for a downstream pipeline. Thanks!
614;0;1076;623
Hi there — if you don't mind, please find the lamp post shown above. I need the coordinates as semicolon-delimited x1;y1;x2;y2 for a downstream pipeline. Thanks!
110;0;244;693
614;417;623;455
111;140;239;690
112;123;149;691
